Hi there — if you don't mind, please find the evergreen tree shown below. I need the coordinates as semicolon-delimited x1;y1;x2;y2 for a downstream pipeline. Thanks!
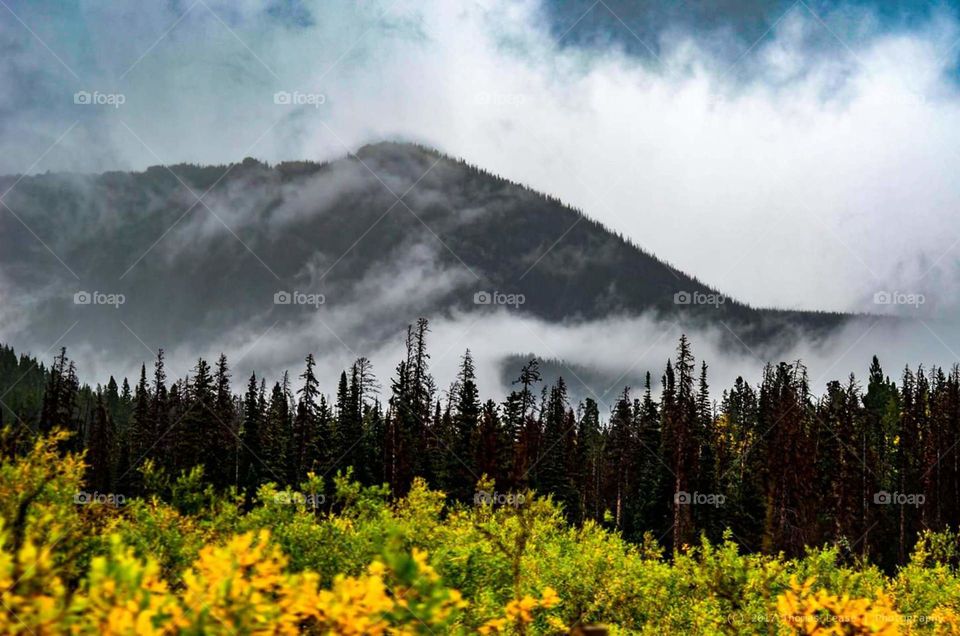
240;373;263;494
291;354;321;484
85;391;113;492
633;373;666;538
575;397;603;523
605;387;634;532
509;358;542;488
152;349;170;470
130;364;153;470
210;354;237;488
448;350;481;500
260;382;290;485
179;358;215;477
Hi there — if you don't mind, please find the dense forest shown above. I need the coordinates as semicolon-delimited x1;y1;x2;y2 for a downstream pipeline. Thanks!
0;318;952;570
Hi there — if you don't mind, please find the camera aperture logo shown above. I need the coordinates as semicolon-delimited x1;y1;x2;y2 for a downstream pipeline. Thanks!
874;490;924;507
273;90;325;108
274;290;325;309
74;491;125;506
674;491;725;507
673;290;725;308
273;491;325;509
73;90;125;108
474;490;525;507
473;290;525;308
74;291;125;308
873;290;925;308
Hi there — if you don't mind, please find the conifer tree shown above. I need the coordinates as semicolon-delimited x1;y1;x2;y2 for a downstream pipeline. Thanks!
260;382;290;485
121;365;152;494
449;350;481;500
85;391;113;492
633;373;666;537
291;354;320;484
177;358;214;477
240;372;262;494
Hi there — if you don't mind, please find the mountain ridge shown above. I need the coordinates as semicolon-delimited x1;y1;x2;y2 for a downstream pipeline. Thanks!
0;141;855;381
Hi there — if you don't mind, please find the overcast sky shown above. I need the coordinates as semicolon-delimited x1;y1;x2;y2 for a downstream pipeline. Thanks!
3;0;960;315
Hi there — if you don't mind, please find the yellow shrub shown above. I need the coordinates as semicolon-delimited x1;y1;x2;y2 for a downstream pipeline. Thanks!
478;586;561;634
307;561;394;634
179;529;314;634
778;576;900;635
70;536;182;635
0;532;70;635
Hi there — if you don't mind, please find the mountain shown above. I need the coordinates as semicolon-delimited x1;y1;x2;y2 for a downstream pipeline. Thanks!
0;142;851;383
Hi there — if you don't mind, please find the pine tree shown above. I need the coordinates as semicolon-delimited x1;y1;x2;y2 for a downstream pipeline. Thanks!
260;382;290;485
40;348;78;435
171;358;214;477
760;361;816;557
575;398;603;523
605;387;634;532
509;358;542;488
718;376;762;550
633;373;666;537
122;365;150;494
86;391;113;492
476;399;507;485
660;335;699;549
240;373;263;494
536;377;576;516
152;349;169;469
291;354;321;484
386;320;435;494
210;354;237;488
448;350;481;500
694;361;720;540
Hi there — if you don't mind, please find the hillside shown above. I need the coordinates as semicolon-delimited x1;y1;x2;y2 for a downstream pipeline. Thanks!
0;142;849;374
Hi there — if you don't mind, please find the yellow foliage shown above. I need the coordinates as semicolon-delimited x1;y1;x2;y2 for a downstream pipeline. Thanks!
70;536;182;635
308;561;394;634
0;518;470;635
778;576;901;635
931;608;960;636
0;532;69;635
478;587;561;634
11;430;960;635
179;529;314;634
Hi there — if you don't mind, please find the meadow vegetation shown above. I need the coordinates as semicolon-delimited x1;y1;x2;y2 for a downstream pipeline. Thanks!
2;429;960;635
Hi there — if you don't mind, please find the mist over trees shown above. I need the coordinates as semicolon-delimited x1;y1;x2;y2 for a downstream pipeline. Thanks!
0;320;954;570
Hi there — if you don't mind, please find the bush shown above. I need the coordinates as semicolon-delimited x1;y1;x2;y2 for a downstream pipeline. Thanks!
3;430;960;634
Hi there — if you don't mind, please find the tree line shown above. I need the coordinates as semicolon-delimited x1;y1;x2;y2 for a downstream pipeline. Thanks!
0;319;956;569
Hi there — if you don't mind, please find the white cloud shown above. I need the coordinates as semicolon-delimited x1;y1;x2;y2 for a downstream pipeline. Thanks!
4;1;960;316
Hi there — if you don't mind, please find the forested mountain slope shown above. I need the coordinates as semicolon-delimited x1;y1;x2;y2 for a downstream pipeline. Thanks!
0;142;850;369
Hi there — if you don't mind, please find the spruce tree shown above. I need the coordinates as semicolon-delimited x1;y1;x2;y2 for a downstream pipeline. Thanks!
240;373;262;494
292;354;320;484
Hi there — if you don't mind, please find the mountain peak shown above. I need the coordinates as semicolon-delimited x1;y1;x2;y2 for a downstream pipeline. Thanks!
0;145;850;377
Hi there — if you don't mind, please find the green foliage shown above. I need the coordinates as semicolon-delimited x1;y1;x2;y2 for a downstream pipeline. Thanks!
6;429;960;633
